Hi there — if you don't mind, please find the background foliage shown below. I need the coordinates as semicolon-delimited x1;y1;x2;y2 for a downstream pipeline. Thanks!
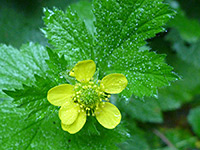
0;0;200;149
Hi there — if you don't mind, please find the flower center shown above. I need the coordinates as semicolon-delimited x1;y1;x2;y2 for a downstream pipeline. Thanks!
72;81;110;116
79;87;99;106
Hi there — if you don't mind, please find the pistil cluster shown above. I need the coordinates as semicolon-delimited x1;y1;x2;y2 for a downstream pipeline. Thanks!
72;80;110;116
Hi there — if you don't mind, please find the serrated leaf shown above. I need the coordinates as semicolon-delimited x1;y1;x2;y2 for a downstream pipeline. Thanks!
110;49;179;98
42;7;94;65
3;75;57;121
150;37;200;111
0;100;128;150
94;0;178;98
94;0;175;63
43;0;178;98
0;42;70;118
0;43;128;149
0;43;48;92
157;56;200;110
94;0;179;98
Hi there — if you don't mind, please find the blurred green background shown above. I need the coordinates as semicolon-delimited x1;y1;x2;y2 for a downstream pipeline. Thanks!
1;0;200;149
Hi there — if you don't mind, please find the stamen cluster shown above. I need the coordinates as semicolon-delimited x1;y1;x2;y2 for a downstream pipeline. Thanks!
72;80;110;116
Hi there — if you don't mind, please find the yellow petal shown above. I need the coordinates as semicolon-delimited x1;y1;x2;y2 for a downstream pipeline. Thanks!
61;110;86;134
100;73;128;94
95;102;121;129
73;60;96;83
47;84;75;106
59;101;79;125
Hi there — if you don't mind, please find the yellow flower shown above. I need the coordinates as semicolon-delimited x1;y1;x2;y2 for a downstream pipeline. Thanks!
47;60;128;134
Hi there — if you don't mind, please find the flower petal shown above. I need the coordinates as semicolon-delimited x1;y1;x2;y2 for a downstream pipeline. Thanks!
73;60;96;83
47;84;75;106
100;73;128;94
59;101;79;125
95;102;121;129
61;110;86;134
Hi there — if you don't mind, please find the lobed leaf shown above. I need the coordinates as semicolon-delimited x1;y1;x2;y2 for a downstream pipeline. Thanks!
42;7;94;65
43;0;179;98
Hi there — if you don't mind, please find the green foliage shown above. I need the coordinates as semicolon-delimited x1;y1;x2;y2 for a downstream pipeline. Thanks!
188;107;200;137
0;43;67;120
157;53;200;111
157;128;198;150
118;97;163;123
93;0;179;98
0;43;47;93
0;0;73;48
0;100;127;150
167;29;200;69
168;11;200;43
0;42;128;149
43;0;179;98
1;0;193;149
118;120;150;150
149;35;200;111
70;0;94;34
0;7;46;48
166;7;200;69
42;7;94;65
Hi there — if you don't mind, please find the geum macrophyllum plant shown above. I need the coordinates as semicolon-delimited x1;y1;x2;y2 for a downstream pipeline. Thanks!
47;60;128;134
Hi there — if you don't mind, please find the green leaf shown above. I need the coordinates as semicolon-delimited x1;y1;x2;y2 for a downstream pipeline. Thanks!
3;47;70;121
93;0;175;65
112;49;179;98
166;29;200;69
0;43;128;149
118;120;150;150
70;0;94;34
0;100;128;150
157;59;200;111
0;7;46;48
0;101;46;150
150;37;200;111
118;96;163;123
94;0;178;98
93;0;178;98
157;128;198;150
42;7;94;65
168;10;200;43
0;43;48;92
3;76;56;121
0;43;68;121
188;106;200;137
43;0;178;98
